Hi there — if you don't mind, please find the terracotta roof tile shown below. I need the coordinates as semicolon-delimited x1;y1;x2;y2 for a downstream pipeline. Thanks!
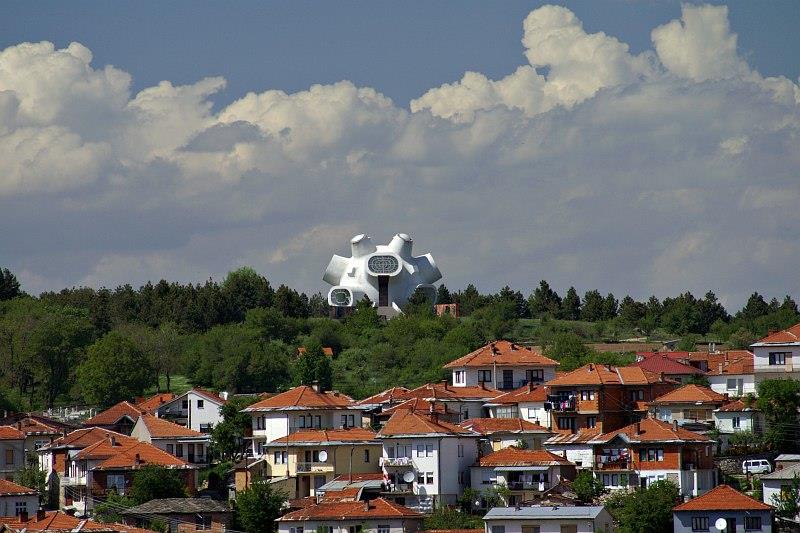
705;352;754;376
243;386;354;411
673;484;772;511
755;322;800;344
332;472;384;482
476;447;572;467
545;430;602;445
396;382;502;401
488;384;547;404
378;410;475;437
443;340;559;369
355;387;410;406
0;425;25;440
46;427;137;449
632;355;706;375
459;418;550;435
94;441;190;469
15;418;61;436
546;364;667;387
717;399;758;412
135;393;176;413
0;511;157;533
269;427;378;444
278;498;422;521
651;384;727;405
379;398;450;418
0;479;38;495
593;417;710;444
138;413;204;438
298;346;335;357
84;401;144;426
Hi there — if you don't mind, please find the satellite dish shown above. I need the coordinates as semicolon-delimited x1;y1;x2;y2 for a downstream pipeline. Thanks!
402;471;415;483
318;450;328;462
714;518;727;531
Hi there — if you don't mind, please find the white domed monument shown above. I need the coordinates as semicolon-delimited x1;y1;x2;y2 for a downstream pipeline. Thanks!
323;233;442;317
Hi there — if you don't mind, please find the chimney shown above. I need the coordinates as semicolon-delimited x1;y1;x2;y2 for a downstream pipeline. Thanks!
109;436;116;447
37;508;45;521
511;343;517;351
19;512;28;523
480;381;486;390
440;380;449;391
606;364;612;372
660;372;665;383
562;450;567;459
135;453;141;466
673;419;678;431
718;363;723;374
364;501;370;512
16;421;21;430
528;382;533;393
635;422;641;435
311;381;320;393
724;393;729;401
588;363;594;371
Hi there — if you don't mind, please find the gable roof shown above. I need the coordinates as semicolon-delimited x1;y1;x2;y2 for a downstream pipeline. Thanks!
0;511;156;533
378;398;451;419
651;384;727;405
545;430;602;446
120;498;231;515
705;352;754;376
476;447;572;467
92;441;191;470
378;410;475;438
484;506;606;520
716;399;758;412
84;401;144;426
268;427;378;445
486;384;547;405
354;387;410;406
592;417;710;444
546;364;667;387
135;393;176;413
15;418;62;436
0;426;25;440
396;382;502;401
243;386;354;411
673;484;772;511
633;355;706;375
443;340;559;369
277;497;422;521
0;479;38;496
753;322;800;345
45;427;137;450
459;418;550;435
137;414;204;438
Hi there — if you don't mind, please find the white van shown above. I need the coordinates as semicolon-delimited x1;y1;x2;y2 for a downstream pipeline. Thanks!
742;459;772;474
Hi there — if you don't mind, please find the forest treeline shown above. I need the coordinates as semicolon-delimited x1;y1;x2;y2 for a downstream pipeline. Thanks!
0;266;797;411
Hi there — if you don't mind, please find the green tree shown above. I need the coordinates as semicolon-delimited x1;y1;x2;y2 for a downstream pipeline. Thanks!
77;331;154;408
94;492;136;522
543;333;595;371
602;293;619;319
222;267;274;322
14;452;45;498
405;287;435;316
423;507;483;529
582;290;605;321
662;292;702;335
756;379;800;451
273;284;309;318
528;280;561;318
573;470;606;503
454;284;486;316
684;374;711;388
771;474;800;519
697;291;729;334
211;396;258;461
607;480;680;533
293;339;333;390
737;292;770;321
234;480;287;533
436;284;452;305
129;465;187;504
727;328;756;350
561;286;581;320
0;268;22;300
619;296;646;326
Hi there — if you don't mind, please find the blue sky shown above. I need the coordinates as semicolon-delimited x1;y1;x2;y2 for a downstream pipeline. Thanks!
0;1;798;309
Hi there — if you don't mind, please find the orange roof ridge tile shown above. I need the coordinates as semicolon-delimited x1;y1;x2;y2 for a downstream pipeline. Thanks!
673;484;772;511
444;340;559;369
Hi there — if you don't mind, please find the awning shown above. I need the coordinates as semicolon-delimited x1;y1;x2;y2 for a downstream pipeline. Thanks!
494;466;550;472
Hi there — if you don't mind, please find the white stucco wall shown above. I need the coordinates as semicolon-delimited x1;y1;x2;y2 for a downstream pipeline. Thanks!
453;366;557;389
753;345;800;381
708;374;756;396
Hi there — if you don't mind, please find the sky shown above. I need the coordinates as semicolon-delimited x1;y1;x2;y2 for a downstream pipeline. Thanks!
0;1;798;310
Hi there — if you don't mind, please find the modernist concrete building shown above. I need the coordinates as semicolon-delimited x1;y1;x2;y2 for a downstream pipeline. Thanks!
324;233;441;317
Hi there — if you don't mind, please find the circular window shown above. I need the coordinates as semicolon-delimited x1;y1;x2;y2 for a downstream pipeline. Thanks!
330;288;352;306
368;255;399;274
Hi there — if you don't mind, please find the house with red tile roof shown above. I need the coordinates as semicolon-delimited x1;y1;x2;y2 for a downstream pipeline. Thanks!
275;497;423;533
588;417;715;497
705;351;755;397
649;384;729;425
152;389;226;434
631;354;707;384
458;418;551;452
0;510;157;533
134;393;176;413
712;399;764;453
83;401;145;435
242;385;364;457
130;414;210;465
355;387;412;428
444;340;559;391
483;383;550;428
543;430;602;470
673;484;773;533
751;322;800;385
393;381;501;422
376;410;478;512
470;448;576;509
0;426;25;481
375;398;460;425
544;363;676;436
0;479;39;517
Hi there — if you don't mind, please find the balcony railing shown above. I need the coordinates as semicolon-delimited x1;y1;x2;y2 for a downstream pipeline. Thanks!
548;396;577;412
61;475;87;486
382;482;414;494
380;457;413;467
507;481;547;491
596;458;631;470
296;462;334;473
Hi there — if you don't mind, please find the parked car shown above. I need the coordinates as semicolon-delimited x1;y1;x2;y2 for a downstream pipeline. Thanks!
742;459;772;474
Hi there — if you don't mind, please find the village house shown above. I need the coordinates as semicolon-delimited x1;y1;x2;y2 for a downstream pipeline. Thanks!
275;498;423;533
0;479;39;517
0;510;156;533
713;399;763;453
153;389;226;434
392;382;501;422
0;427;25;481
244;385;364;456
459;418;552;453
649;384;729;426
632;354;707;384
120;498;232;533
751;322;800;384
376;409;478;512
7;418;63;455
483;505;616;533
83;402;145;436
543;431;600;470
761;463;800;521
706;352;756;397
444;340;559;390
315;473;386;502
544;364;676;435
259;427;382;499
673;484;773;533
470;447;576;508
355;387;411;427
375;398;461;426
589;417;715;496
483;384;550;428
130;414;210;465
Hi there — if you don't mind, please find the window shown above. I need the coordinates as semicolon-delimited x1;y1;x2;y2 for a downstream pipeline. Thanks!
348;526;362;533
166;444;174;455
417;445;425;457
557;417;575;431
397;445;411;458
426;472;434;484
458;444;464;457
691;516;709;531
182;399;189;409
630;389;644;401
491;527;505;533
602;473;620;487
580;390;595;401
481;469;496;484
194;515;211;530
639;448;664;462
197;399;204;409
386;446;395;459
377;526;390;533
496;406;518;418
368;255;399;274
454;370;465;384
745;516;762;530
176;444;183;457
417;472;425;484
299;416;306;428
426;444;434;457
363;449;370;463
33;440;49;450
733;416;741;429
478;370;492;383
4;449;13;465
313;415;321;428
14;502;26;516
586;416;596;429
769;352;789;365
274;451;287;464
726;378;738;390
526;369;544;382
107;474;126;494
348;414;355;427
256;416;265;430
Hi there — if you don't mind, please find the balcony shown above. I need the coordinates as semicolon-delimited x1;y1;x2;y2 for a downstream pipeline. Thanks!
596;457;631;470
296;462;334;473
380;457;413;467
61;475;87;486
508;481;547;491
382;482;413;494
548;396;577;412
